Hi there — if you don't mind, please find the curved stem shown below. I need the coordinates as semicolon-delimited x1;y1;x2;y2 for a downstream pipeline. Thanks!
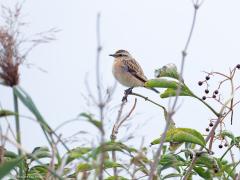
129;92;166;112
192;94;220;117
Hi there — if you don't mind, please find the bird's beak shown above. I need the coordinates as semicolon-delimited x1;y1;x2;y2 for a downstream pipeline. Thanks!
109;54;116;57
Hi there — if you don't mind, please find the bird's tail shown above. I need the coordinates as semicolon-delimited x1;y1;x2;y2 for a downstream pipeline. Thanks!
150;87;160;93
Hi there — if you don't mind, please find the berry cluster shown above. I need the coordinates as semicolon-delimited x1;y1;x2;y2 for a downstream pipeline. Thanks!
205;121;229;149
198;75;220;101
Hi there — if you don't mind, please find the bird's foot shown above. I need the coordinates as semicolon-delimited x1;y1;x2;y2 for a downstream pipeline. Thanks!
122;87;133;102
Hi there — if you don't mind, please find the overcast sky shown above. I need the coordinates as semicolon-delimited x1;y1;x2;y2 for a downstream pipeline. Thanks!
1;0;240;156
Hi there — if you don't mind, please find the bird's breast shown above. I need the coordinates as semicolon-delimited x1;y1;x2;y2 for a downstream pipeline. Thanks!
112;59;144;87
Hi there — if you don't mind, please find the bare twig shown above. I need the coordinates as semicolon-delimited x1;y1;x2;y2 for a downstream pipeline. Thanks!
95;12;105;180
111;99;137;178
148;1;201;179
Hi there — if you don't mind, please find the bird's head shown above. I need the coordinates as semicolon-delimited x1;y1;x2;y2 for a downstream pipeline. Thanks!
109;50;131;58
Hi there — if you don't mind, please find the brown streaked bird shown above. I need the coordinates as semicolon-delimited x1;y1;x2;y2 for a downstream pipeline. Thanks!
109;50;159;94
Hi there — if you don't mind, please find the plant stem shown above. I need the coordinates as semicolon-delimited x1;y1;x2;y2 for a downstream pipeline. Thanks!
13;88;23;178
192;94;220;117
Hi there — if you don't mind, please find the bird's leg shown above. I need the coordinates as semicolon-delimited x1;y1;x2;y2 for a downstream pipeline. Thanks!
122;87;134;102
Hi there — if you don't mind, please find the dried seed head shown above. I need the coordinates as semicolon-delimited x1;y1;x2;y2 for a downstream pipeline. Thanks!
0;29;20;86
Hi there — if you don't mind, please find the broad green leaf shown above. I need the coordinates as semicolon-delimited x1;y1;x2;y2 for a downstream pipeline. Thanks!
193;166;212;179
159;154;185;172
105;176;128;180
0;110;16;117
160;86;193;98
145;79;180;89
77;160;123;172
79;113;102;131
151;128;206;147
30;146;51;161
0;156;24;179
91;141;136;159
162;173;182;179
66;147;92;164
154;63;180;80
196;154;219;171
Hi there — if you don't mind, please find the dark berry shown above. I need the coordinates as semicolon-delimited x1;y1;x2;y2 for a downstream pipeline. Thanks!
212;95;216;98
206;76;210;80
236;64;240;69
206;128;210;132
198;81;203;86
205;89;209;94
202;96;206;100
189;154;193;159
209;122;214;127
214;90;219;94
218;144;223;149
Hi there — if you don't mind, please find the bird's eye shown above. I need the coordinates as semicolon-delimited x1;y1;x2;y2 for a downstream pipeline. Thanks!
118;54;123;57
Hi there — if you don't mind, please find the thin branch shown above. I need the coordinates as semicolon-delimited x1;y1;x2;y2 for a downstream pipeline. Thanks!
95;12;105;180
111;99;137;178
148;1;201;179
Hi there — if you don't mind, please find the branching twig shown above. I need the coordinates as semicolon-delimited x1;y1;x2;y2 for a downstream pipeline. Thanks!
111;99;137;178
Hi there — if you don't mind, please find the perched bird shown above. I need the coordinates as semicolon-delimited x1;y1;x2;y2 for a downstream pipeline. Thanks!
109;50;159;95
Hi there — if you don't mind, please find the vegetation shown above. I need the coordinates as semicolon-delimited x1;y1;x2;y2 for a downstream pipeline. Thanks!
0;1;240;180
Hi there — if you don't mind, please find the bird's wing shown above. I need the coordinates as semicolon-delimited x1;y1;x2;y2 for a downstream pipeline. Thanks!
122;58;147;83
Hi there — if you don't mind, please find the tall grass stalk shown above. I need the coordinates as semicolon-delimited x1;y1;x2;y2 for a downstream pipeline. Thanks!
13;88;24;177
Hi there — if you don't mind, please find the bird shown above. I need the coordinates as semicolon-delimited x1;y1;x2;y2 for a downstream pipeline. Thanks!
109;50;159;97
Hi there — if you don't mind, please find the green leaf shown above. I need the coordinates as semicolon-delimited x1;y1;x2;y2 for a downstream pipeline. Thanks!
91;141;136;159
145;79;180;89
160;86;193;98
30;146;51;161
4;150;18;159
154;63;180;80
79;113;102;131
27;165;48;180
196;154;219;171
13;86;51;132
66;147;92;164
193;166;212;179
105;176;128;180
0;110;16;117
13;86;70;153
77;160;123;172
0;156;24;179
151;128;206;147
162;173;182;179
159;154;185;172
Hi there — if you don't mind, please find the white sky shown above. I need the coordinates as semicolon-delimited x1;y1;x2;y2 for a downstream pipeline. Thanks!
1;0;240;159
